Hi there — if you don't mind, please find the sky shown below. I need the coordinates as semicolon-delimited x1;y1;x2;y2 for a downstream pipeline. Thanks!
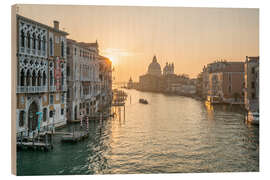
16;4;259;82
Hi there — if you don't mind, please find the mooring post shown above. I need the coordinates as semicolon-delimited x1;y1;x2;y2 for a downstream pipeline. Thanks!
32;131;35;146
20;132;23;145
45;133;48;147
124;105;126;121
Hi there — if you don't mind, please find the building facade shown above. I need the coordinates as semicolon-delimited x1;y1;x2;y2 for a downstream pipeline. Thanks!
16;15;68;135
244;56;259;112
201;61;245;103
66;40;112;121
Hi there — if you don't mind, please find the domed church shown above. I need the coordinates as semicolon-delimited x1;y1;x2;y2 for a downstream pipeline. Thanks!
147;55;162;76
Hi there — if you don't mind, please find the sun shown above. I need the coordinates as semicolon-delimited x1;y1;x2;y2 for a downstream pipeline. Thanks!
107;55;118;65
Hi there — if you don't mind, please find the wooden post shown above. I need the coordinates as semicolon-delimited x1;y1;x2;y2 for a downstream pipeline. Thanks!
51;129;53;145
86;116;89;132
32;131;35;146
20;132;23;145
45;133;48;147
124;105;126;121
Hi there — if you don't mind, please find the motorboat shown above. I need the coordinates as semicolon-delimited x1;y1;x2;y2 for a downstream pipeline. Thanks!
139;99;148;104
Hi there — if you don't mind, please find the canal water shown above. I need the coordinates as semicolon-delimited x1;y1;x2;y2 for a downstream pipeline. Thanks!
17;89;259;175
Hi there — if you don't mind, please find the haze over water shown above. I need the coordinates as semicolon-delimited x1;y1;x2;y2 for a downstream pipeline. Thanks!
17;89;259;175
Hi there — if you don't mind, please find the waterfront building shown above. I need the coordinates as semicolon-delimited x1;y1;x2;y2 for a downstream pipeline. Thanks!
98;55;113;110
66;39;112;121
169;83;196;95
66;39;99;120
139;55;195;94
201;60;244;103
244;56;259;112
16;15;68;134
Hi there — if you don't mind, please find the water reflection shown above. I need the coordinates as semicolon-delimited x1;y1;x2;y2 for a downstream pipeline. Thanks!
17;89;259;175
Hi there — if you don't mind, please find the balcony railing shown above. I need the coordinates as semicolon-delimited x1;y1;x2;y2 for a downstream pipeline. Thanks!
49;86;56;92
20;47;25;53
61;85;67;91
16;86;47;93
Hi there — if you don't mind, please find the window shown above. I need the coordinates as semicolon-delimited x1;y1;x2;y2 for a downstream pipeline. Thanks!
252;67;255;74
38;35;41;50
50;70;53;86
43;108;47;122
27;32;31;48
49;38;53;56
228;86;232;93
74;48;77;56
49;110;54;118
252;81;255;89
61;93;65;103
252;93;256;99
67;47;70;55
42;36;46;51
20;30;25;47
32;33;36;49
32;71;36;86
61;41;64;57
19;111;25;127
67;66;70;77
20;70;25;86
42;71;46;86
61;108;64;115
50;95;54;104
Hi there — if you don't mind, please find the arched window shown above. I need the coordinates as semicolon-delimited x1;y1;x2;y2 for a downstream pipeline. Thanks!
61;41;64;57
37;70;41;86
32;33;36;49
49;110;54;118
42;36;46;51
20;69;25;86
27;32;31;48
26;70;31;86
61;71;64;86
49;38;53;56
37;35;41;50
43;108;47;122
32;70;36;86
50;70;53;86
19;111;25;127
42;71;46;86
20;30;25;47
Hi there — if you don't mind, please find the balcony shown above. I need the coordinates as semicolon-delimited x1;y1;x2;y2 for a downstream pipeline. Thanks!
49;86;56;92
61;85;67;91
16;86;47;93
20;47;25;53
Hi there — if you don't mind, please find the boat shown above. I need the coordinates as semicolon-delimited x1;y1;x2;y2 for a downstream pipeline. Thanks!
139;99;148;104
206;95;221;104
246;111;259;125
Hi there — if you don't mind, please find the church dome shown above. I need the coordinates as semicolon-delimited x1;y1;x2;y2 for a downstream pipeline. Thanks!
148;55;162;76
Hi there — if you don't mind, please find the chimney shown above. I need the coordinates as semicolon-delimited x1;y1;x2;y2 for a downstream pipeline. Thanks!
53;20;59;30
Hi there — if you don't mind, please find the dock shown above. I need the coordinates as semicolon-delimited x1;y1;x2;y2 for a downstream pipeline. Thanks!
17;131;53;151
61;131;89;143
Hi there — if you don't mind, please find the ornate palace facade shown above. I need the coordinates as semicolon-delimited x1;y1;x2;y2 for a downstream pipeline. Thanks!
16;15;68;135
